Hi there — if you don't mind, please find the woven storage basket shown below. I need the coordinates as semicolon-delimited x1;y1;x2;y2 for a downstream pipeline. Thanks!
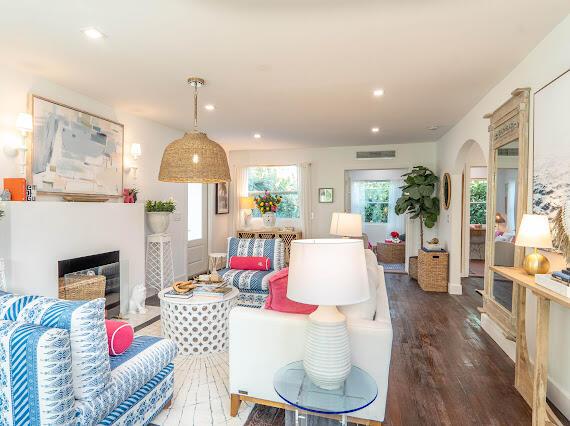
376;242;406;264
409;256;418;280
418;249;448;292
59;274;106;301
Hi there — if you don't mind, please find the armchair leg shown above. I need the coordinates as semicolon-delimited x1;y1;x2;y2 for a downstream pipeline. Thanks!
163;399;172;410
230;393;241;417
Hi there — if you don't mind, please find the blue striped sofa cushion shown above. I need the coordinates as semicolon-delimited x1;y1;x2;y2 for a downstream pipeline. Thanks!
219;268;276;293
226;237;285;271
0;293;109;401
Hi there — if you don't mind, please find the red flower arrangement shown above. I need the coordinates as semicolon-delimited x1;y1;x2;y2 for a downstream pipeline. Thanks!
390;231;400;239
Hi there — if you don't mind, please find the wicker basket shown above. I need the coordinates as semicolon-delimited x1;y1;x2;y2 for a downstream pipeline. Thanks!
409;256;418;280
376;242;406;264
59;274;106;301
418;249;448;292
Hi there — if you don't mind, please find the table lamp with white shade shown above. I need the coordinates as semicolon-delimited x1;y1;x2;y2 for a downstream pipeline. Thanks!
330;212;362;238
239;196;255;227
287;239;370;390
515;214;553;275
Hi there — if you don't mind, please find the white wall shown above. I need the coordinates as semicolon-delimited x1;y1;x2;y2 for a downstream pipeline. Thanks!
0;64;189;282
435;14;570;417
215;143;438;254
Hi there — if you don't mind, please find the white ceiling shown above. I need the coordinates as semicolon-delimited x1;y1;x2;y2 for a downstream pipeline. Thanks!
0;0;568;150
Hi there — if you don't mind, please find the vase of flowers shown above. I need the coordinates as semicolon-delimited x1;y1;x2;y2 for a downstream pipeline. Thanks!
390;231;400;243
145;198;176;234
254;191;282;228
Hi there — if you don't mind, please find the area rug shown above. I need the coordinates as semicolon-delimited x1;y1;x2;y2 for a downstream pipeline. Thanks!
380;262;406;274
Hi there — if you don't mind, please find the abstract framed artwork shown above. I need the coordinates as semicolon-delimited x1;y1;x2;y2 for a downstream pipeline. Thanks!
28;95;124;198
533;69;570;219
216;182;229;214
319;187;333;203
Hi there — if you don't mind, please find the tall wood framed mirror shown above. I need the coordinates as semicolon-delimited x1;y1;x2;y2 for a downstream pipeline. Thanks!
482;88;530;338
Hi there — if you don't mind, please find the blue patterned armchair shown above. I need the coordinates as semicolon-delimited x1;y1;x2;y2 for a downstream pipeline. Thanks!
219;237;285;308
0;291;176;426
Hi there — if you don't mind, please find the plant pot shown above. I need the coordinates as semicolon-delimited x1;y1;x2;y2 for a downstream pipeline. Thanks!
147;211;171;234
262;212;276;228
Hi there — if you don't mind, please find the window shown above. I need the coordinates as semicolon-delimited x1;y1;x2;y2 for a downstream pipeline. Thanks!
247;166;299;219
470;179;487;224
361;181;390;223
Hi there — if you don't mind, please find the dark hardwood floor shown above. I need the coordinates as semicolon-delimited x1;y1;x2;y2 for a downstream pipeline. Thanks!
385;274;533;425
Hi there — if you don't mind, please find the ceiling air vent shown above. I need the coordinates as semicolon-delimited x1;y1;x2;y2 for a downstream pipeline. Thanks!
356;150;396;160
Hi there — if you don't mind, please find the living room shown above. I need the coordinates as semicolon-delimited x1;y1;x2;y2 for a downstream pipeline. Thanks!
0;1;569;425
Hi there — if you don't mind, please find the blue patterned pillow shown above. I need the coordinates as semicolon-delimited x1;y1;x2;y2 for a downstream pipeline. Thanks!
0;320;75;426
0;294;110;401
226;237;285;271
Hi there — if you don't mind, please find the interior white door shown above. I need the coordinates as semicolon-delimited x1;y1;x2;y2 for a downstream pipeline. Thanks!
187;183;208;277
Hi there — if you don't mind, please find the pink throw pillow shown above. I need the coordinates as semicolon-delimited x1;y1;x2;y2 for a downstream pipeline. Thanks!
229;256;271;271
265;268;317;314
105;320;134;356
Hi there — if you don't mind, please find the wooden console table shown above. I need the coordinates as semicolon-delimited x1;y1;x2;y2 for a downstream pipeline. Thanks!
491;266;568;426
236;228;302;263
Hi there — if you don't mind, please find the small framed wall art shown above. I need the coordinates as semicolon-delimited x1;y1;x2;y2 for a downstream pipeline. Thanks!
319;188;333;203
216;182;229;214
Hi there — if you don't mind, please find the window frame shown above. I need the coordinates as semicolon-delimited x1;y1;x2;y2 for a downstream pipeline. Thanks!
358;180;391;224
469;178;488;225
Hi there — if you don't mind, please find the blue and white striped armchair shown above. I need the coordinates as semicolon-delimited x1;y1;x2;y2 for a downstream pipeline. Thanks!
219;237;286;308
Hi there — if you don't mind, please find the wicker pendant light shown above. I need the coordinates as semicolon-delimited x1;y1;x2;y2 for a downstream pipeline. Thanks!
159;77;231;183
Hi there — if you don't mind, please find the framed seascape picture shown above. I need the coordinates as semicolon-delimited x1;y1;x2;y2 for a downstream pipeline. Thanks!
533;70;570;219
216;182;229;214
28;95;124;198
319;187;333;203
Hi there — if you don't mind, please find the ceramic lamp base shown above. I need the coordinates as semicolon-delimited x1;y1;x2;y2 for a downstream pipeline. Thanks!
523;249;550;275
303;305;351;390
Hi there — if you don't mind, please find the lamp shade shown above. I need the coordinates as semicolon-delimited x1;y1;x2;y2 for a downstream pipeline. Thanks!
239;196;255;209
329;212;362;237
287;239;369;306
515;214;553;249
16;113;32;133
131;143;142;158
159;132;231;183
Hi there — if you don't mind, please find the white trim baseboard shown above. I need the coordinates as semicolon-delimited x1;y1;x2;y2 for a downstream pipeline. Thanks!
448;282;463;295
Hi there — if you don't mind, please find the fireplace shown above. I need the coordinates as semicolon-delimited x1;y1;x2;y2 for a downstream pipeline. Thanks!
58;251;121;318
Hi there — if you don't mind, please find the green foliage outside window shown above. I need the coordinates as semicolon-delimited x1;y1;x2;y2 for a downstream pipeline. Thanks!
362;181;390;223
470;180;487;224
247;166;299;219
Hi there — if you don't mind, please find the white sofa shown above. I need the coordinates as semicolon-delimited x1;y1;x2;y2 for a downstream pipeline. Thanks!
228;251;392;425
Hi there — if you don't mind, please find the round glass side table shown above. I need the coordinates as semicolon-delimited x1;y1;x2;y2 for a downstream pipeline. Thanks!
274;361;378;426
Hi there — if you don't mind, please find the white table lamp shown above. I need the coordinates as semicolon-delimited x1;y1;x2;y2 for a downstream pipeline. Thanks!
330;212;362;238
515;214;553;275
287;239;370;390
240;196;255;227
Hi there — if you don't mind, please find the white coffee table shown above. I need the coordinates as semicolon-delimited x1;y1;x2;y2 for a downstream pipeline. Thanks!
158;286;239;355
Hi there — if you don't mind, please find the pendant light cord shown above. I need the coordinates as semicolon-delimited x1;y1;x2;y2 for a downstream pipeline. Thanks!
193;83;199;131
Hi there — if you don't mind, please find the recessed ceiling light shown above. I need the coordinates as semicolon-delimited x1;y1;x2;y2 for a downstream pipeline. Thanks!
371;127;380;133
204;104;215;111
253;133;262;139
427;125;440;131
81;27;105;40
373;89;384;97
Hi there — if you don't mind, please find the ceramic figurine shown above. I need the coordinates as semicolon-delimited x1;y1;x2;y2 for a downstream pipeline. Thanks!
128;284;147;314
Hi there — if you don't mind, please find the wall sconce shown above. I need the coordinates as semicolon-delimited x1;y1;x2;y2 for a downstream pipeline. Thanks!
2;113;31;176
127;143;142;179
16;113;32;135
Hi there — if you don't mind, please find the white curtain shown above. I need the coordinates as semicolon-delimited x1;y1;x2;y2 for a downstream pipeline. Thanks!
298;162;312;237
229;166;248;237
387;179;405;234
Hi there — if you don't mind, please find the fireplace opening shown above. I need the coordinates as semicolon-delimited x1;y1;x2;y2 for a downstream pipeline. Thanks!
58;251;120;318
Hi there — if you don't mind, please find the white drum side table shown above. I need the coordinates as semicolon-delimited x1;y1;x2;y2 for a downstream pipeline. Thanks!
158;287;239;355
146;233;174;292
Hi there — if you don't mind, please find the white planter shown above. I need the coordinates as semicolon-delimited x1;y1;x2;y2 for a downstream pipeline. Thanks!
147;212;171;234
262;212;276;228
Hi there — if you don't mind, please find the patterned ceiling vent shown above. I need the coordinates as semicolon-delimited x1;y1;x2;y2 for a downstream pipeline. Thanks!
356;150;396;159
497;147;519;157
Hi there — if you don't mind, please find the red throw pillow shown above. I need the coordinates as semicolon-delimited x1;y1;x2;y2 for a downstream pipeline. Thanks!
229;256;271;271
105;320;134;356
265;268;317;314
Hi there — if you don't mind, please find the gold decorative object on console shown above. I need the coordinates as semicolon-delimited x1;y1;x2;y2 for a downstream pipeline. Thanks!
159;77;231;184
515;214;553;275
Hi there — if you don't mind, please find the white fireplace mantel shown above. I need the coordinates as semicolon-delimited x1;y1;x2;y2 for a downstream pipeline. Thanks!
0;201;145;315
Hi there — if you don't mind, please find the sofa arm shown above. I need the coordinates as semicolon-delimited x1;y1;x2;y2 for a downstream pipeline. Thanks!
229;307;393;422
0;320;75;426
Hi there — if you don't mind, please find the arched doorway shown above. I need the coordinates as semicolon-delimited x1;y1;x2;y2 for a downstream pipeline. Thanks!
454;140;487;279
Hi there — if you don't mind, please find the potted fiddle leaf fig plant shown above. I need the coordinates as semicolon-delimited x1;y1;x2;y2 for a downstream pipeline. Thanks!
145;198;176;234
395;166;440;247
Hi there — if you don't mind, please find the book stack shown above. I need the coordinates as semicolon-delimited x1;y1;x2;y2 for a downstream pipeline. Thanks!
163;289;194;299
193;285;233;299
535;270;570;298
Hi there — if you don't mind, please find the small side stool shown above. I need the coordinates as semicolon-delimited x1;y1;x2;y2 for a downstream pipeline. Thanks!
146;233;174;292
